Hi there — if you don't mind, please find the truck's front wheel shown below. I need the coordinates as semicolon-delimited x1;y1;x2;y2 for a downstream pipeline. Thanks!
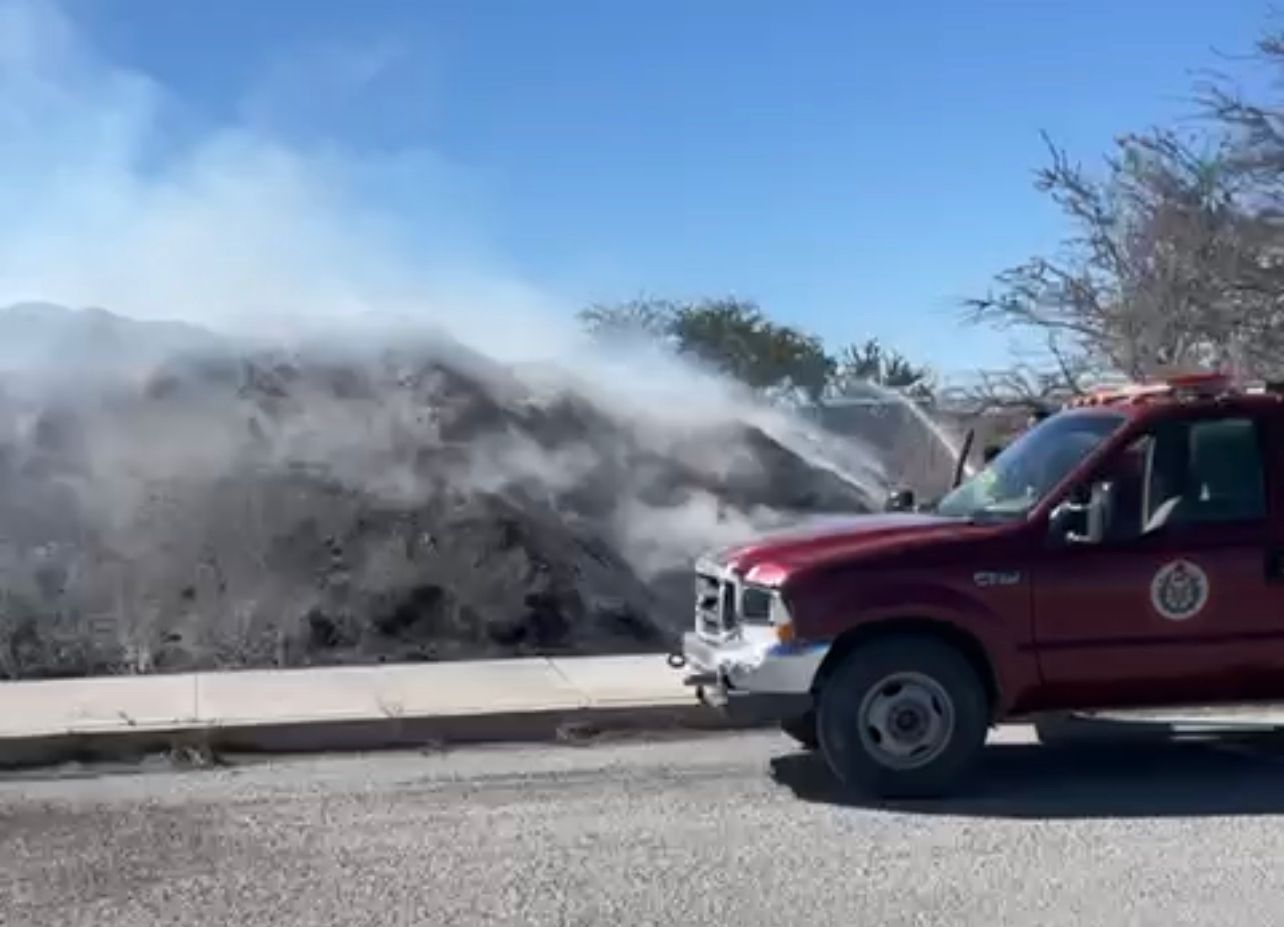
816;635;988;799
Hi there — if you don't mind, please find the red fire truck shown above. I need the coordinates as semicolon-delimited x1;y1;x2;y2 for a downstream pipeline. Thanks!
675;373;1284;797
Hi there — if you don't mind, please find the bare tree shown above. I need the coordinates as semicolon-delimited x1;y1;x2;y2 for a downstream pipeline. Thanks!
963;22;1284;389
966;129;1251;385
1196;33;1284;376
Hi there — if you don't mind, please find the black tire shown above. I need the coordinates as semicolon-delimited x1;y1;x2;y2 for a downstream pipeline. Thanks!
816;634;989;799
780;709;819;750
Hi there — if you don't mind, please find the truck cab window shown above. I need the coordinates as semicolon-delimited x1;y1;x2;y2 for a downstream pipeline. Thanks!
1186;418;1266;523
1077;416;1266;542
1143;417;1265;531
1099;434;1152;541
937;411;1125;521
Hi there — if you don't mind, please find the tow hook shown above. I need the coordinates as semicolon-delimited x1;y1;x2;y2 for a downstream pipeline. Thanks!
666;652;687;670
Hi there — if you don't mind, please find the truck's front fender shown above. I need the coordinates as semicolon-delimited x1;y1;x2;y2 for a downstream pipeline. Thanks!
790;576;1041;715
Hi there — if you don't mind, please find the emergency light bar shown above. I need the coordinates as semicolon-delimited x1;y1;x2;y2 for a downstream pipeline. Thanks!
1065;372;1236;408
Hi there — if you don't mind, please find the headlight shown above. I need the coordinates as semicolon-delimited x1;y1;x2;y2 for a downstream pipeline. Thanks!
741;585;773;621
770;593;796;643
769;593;793;628
741;583;795;637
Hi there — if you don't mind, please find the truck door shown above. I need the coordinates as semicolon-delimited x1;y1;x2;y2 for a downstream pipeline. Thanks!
1032;409;1284;708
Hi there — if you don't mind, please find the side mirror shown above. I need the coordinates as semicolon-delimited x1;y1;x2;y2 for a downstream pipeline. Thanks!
1050;481;1115;546
885;488;916;512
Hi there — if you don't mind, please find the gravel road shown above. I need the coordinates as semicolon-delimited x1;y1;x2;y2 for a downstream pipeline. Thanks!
4;727;1284;926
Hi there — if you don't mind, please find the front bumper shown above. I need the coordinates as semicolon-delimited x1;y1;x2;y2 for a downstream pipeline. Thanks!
678;629;824;724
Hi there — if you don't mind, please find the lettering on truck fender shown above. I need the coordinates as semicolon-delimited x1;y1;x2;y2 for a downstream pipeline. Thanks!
973;570;1022;588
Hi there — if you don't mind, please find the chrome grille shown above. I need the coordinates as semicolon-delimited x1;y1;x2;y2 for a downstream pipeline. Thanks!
720;580;737;631
695;565;741;636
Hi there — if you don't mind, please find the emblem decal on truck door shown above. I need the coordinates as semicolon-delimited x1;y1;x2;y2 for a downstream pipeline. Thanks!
1150;559;1209;621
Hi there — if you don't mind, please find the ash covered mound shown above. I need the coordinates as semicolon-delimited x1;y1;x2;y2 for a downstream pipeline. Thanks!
0;306;888;678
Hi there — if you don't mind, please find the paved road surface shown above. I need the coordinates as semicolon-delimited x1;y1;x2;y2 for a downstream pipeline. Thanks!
5;727;1284;926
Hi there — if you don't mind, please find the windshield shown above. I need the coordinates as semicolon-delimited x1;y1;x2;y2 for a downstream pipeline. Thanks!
936;411;1126;520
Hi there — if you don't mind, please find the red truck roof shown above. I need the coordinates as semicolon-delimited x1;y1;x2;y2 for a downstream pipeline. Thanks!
1053;374;1284;437
1064;372;1284;416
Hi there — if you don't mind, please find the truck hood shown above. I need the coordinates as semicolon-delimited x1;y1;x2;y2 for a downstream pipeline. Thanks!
708;512;980;585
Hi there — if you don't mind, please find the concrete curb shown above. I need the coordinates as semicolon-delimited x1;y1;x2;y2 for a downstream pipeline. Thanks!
11;655;1284;772
0;655;771;770
0;706;767;771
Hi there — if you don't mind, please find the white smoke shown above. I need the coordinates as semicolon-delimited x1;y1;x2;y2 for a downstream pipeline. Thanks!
0;0;568;359
0;0;918;679
0;0;896;464
0;0;896;462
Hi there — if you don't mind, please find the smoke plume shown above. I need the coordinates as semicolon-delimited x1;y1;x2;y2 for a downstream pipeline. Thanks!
0;1;917;677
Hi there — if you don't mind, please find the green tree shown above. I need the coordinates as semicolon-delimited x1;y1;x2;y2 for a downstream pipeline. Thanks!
579;297;835;401
578;298;677;344
668;299;834;400
828;338;935;401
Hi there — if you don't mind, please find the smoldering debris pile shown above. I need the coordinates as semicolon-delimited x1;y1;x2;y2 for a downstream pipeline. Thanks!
0;305;892;679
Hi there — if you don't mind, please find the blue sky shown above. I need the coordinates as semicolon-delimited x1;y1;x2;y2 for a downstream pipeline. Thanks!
34;1;1281;373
